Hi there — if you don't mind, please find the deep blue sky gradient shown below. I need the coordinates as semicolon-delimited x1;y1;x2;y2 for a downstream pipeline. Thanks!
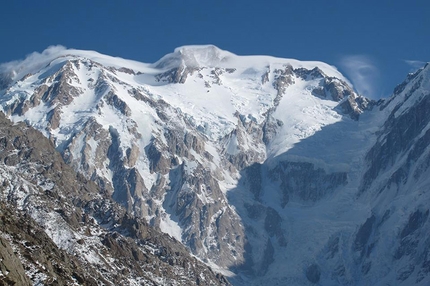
1;0;429;98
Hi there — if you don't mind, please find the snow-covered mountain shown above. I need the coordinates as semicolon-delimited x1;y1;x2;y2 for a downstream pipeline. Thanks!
0;45;429;285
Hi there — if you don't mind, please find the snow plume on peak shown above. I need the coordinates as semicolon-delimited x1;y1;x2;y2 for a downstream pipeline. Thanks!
339;55;381;99
153;44;235;69
0;45;155;87
0;45;67;84
404;59;428;72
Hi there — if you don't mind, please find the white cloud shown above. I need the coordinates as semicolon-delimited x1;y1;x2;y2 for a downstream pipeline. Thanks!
404;59;426;71
0;45;67;82
339;55;380;99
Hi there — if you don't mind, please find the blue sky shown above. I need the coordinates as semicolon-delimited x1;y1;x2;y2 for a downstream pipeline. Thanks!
0;0;428;99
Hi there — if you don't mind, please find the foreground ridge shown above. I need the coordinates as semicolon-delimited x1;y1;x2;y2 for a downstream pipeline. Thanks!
0;112;229;285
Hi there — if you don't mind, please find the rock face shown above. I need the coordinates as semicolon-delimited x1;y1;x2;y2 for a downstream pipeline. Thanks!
0;231;32;286
0;112;229;285
0;202;99;286
0;46;430;285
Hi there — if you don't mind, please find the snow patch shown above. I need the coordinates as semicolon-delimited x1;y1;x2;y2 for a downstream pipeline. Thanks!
159;213;182;242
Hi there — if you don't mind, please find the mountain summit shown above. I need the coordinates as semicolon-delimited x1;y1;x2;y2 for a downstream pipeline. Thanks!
153;45;234;69
1;46;429;285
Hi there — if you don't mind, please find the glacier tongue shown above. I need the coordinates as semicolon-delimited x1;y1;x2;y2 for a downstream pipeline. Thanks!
1;45;430;285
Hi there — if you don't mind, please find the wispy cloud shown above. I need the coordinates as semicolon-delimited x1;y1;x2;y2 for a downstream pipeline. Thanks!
404;59;426;71
339;55;380;99
0;45;67;82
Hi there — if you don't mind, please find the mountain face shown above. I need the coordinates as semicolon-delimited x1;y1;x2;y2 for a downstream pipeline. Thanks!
0;45;429;285
0;112;229;285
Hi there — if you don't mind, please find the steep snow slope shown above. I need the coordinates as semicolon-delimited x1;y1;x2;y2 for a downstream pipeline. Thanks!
1;46;429;285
